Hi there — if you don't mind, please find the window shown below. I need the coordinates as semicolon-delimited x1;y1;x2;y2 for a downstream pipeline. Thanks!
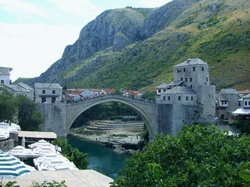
163;96;166;101
42;90;46;94
178;96;181;101
191;96;193;101
183;68;185;72
52;97;56;103
190;78;192;82
41;97;46;103
185;78;187;82
52;90;56;94
181;77;183;81
193;67;195;71
168;96;171;100
186;96;188;101
202;67;204;71
245;101;247;106
249;101;250;106
206;77;208;82
1;80;3;85
190;85;192;88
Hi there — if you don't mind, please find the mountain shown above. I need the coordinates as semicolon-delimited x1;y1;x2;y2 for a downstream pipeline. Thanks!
22;0;250;91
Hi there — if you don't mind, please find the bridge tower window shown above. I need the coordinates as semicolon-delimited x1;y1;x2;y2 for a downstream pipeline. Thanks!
41;97;46;103
168;96;170;101
42;90;46;94
178;96;181;101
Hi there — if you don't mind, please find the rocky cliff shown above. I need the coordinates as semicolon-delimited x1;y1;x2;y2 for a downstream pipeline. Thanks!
23;0;250;90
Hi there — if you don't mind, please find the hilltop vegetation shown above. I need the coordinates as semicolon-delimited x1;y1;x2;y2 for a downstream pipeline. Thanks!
22;0;250;91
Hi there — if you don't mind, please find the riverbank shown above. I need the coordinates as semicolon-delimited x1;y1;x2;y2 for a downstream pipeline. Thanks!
68;120;144;155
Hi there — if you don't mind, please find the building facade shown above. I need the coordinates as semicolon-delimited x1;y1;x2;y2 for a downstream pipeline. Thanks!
35;83;62;103
3;82;34;101
233;94;250;119
0;67;12;86
156;58;216;136
216;89;239;120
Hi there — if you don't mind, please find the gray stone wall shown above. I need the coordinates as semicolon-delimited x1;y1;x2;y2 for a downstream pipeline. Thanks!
0;139;14;152
37;103;67;137
195;84;216;117
156;103;198;136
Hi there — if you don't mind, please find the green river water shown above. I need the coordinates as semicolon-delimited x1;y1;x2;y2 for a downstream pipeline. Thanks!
67;136;129;179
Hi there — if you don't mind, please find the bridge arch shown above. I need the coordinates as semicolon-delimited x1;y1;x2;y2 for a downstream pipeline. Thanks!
65;95;156;139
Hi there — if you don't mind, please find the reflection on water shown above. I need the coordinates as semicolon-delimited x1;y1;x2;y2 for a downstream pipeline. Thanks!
67;136;129;179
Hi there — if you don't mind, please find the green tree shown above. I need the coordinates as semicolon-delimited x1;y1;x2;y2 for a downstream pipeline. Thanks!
141;91;156;101
0;88;16;122
111;125;250;186
15;95;44;131
52;139;89;169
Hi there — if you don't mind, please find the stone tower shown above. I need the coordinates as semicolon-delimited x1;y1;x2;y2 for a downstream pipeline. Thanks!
156;58;216;136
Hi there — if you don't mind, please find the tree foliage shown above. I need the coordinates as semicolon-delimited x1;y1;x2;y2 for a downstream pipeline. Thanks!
15;95;44;131
0;88;16;122
111;125;250;186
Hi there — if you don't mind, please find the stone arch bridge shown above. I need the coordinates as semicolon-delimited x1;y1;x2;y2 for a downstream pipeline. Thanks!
37;95;159;138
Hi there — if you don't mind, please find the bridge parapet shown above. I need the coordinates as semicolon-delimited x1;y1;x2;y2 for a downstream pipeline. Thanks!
67;94;155;106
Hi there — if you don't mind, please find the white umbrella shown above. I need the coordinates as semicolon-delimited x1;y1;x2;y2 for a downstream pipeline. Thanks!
34;154;78;171
7;146;40;159
0;128;9;141
28;139;60;156
28;139;54;149
0;122;18;134
0;151;30;178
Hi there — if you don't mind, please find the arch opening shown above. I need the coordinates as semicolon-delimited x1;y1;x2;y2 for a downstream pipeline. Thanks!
66;97;155;140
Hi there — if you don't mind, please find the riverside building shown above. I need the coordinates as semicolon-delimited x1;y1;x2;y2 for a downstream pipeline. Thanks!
156;58;216;136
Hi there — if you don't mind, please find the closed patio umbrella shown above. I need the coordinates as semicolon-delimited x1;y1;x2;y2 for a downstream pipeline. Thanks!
0;151;30;178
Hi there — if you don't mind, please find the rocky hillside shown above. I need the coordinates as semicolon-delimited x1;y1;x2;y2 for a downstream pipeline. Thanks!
22;0;250;90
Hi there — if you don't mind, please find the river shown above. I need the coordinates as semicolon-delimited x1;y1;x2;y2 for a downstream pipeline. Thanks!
67;136;130;179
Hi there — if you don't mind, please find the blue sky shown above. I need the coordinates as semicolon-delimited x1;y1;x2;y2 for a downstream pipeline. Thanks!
0;0;171;81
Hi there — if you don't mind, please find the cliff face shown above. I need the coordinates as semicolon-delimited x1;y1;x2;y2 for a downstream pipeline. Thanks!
25;0;250;90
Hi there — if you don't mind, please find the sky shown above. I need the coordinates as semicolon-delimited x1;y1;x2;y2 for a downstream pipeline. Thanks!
0;0;172;81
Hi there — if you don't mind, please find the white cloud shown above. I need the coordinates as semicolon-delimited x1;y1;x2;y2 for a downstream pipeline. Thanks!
0;23;81;81
0;0;49;20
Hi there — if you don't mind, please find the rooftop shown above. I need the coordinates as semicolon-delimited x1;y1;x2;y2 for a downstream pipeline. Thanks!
0;67;13;75
165;86;197;95
219;89;238;95
174;58;207;67
18;131;57;140
2;170;113;187
35;83;62;89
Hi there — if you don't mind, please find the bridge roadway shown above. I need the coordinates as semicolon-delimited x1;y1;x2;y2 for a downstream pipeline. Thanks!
38;95;157;138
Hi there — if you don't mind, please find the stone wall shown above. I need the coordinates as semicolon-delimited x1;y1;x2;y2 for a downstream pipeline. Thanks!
156;103;199;136
37;103;67;137
0;139;14;152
